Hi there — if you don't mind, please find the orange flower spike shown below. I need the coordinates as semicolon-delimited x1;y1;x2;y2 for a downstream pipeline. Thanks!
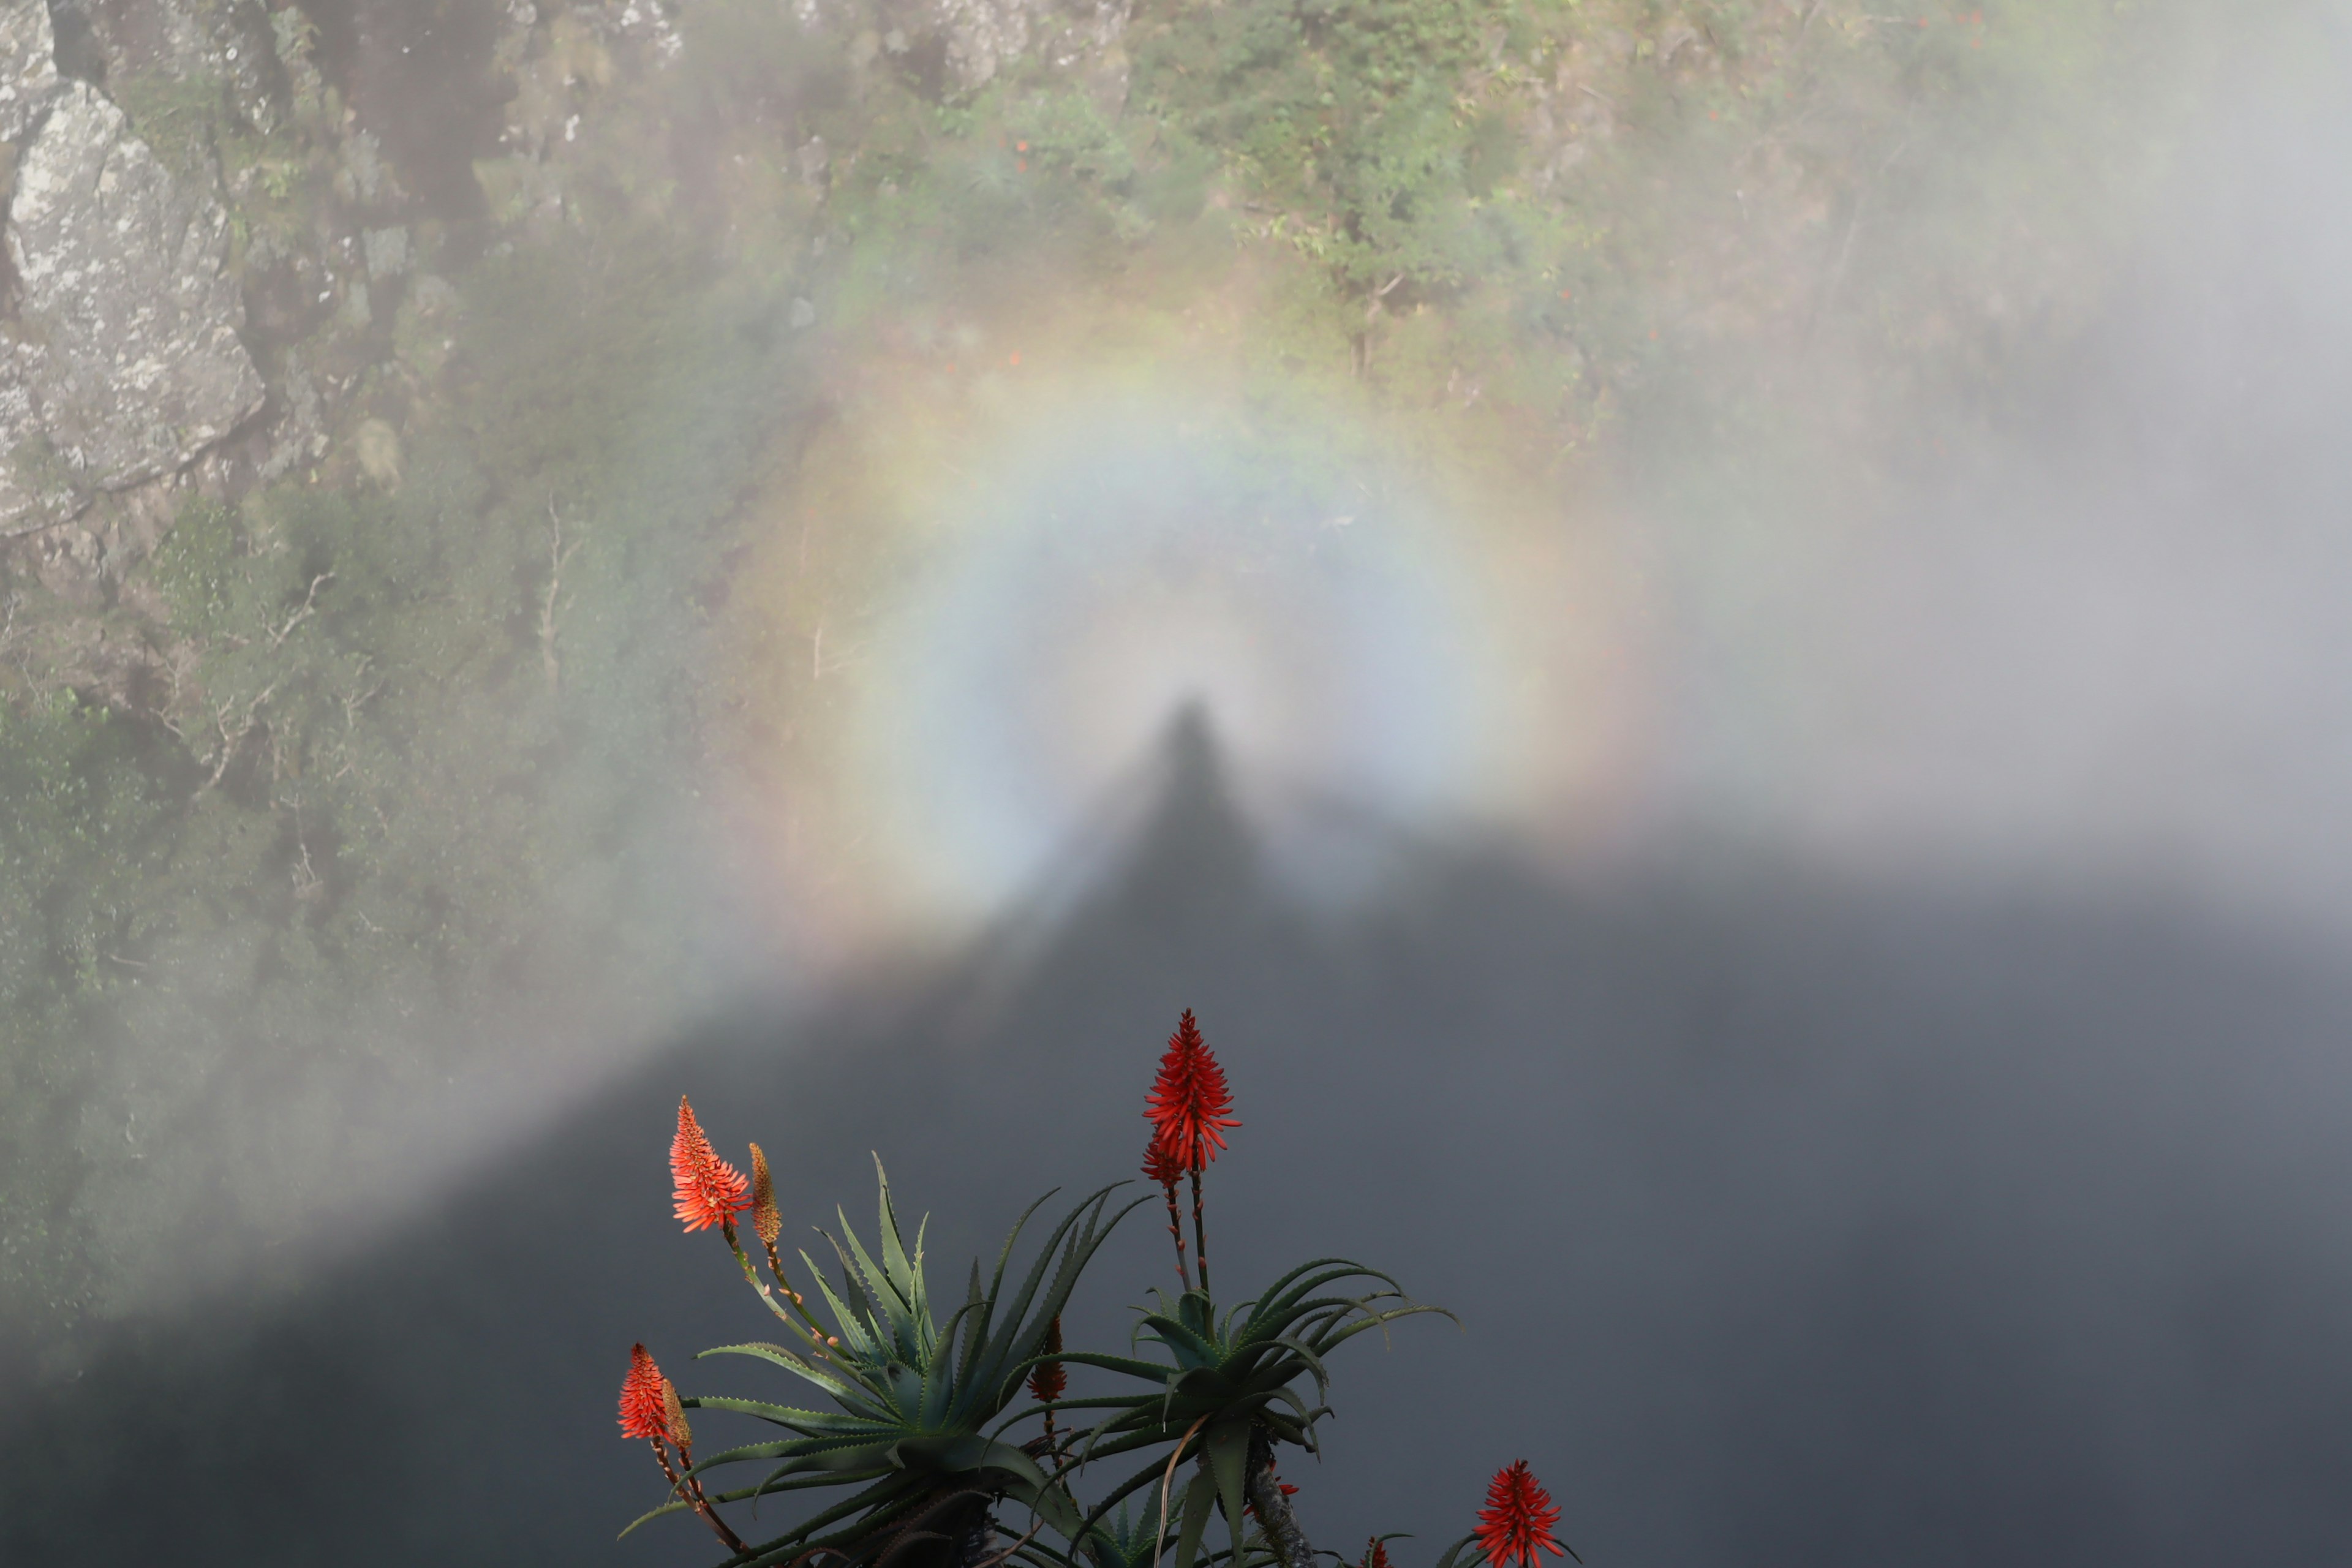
1474;1461;1577;1568
1365;1541;1395;1568
1142;1009;1238;1172
670;1096;750;1234
619;1343;673;1443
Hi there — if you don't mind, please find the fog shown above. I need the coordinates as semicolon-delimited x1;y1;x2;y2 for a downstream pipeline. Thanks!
3;1;2350;1565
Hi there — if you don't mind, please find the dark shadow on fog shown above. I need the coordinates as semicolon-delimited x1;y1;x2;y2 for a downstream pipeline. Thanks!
3;719;2348;1568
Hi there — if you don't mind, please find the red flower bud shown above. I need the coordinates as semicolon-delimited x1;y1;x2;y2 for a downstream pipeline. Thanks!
1027;1314;1066;1405
750;1141;782;1246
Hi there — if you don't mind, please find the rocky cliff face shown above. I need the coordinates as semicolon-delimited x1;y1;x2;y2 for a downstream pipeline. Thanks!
7;81;266;509
0;0;1139;668
0;1;265;543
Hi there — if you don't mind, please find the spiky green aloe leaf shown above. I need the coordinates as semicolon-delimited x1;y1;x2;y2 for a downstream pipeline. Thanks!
1174;1468;1218;1568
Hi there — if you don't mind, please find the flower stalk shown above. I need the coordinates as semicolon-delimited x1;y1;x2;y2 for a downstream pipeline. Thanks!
1145;1135;1191;1291
1189;1165;1210;1298
1144;1009;1237;1297
617;1344;746;1555
1028;1314;1067;1448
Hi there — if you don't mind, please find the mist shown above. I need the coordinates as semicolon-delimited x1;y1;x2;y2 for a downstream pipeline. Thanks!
2;1;2351;1565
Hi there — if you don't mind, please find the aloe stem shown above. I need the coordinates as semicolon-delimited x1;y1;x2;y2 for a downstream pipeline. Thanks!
952;1506;1001;1568
1244;1427;1311;1568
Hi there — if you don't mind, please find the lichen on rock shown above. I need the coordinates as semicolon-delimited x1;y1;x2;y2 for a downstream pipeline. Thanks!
2;80;265;516
0;0;57;145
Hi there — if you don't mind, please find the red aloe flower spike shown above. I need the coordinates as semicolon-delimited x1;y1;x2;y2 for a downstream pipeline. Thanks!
670;1096;750;1234
1142;1133;1185;1189
1365;1540;1395;1568
1142;1009;1238;1172
619;1343;673;1443
1144;1009;1235;1294
1474;1461;1578;1568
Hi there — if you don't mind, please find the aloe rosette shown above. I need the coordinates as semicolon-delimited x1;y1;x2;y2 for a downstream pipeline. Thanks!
628;1161;1145;1567
1050;1266;1450;1568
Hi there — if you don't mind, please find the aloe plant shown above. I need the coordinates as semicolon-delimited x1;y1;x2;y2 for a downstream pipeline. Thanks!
628;1161;1145;1568
617;1016;1573;1568
1053;1267;1452;1568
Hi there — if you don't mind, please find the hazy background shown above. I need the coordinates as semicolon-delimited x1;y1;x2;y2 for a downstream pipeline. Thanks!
2;1;2350;1564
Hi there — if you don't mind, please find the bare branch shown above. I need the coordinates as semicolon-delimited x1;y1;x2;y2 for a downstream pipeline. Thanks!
542;496;581;696
341;655;385;732
202;682;277;791
269;571;335;649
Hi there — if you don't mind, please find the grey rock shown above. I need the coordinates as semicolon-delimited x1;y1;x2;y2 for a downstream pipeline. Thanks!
929;0;1132;93
255;348;326;484
362;225;410;281
338;129;387;207
3;81;265;511
0;0;56;145
788;296;817;330
934;0;1031;90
